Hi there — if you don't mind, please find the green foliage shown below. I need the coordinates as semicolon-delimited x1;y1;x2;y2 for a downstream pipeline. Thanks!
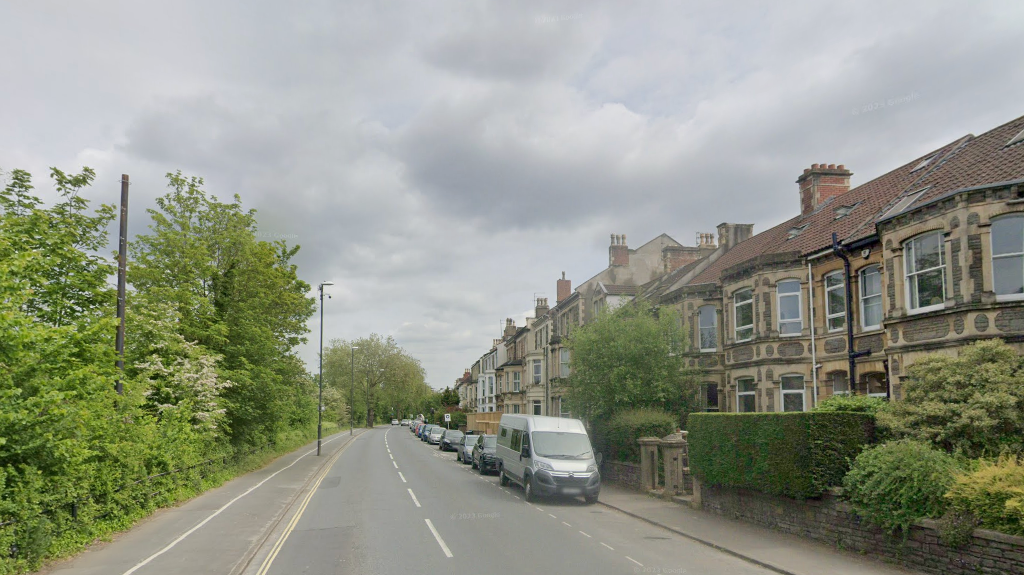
814;394;887;415
565;298;699;423
842;440;961;535
0;168;325;573
688;412;875;499
877;339;1024;458
594;408;677;464
944;456;1024;537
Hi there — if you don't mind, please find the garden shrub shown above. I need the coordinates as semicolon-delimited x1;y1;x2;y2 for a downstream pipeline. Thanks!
876;339;1024;458
814;394;887;415
688;412;874;499
944;456;1024;537
842;439;961;535
596;408;677;464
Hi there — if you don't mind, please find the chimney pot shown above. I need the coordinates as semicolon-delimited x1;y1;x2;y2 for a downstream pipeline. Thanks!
804;168;811;174
838;164;845;170
828;163;836;170
811;163;819;169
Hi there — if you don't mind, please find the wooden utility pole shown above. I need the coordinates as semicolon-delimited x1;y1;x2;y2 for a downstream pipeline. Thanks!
115;174;129;394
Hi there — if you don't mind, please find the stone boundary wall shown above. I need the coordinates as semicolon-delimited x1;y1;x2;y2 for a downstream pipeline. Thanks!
602;461;644;491
700;483;1024;575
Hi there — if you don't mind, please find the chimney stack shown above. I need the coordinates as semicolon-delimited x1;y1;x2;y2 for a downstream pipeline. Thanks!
556;272;572;303
796;164;852;215
535;297;549;318
609;233;629;267
503;318;517;338
717;223;755;250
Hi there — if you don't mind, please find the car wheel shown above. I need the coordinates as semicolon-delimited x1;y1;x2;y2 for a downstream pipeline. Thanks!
478;460;486;474
585;493;599;505
524;476;535;502
499;468;509;486
471;458;478;469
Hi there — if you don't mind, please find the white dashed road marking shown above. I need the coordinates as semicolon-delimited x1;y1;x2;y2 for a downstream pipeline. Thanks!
601;542;614;551
408;489;421;508
424;519;453;558
579;531;591;538
398;472;407;483
393;461;398;468
626;556;643;567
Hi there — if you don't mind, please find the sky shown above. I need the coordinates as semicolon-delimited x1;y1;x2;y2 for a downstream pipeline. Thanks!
3;0;1023;389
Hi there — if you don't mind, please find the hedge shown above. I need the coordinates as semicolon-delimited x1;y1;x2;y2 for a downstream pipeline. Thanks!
688;411;875;499
593;409;677;464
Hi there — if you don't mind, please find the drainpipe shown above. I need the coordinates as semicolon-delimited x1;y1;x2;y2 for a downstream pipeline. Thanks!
807;260;818;408
832;233;871;391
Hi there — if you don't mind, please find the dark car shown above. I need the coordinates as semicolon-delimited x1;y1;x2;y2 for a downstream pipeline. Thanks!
472;434;498;474
456;433;477;464
439;430;463;452
420;424;435;441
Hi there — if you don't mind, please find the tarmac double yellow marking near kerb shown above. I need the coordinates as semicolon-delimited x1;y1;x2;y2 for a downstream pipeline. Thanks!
255;439;350;575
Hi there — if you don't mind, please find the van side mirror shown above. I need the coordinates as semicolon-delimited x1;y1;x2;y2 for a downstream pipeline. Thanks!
596;452;603;466
521;446;530;458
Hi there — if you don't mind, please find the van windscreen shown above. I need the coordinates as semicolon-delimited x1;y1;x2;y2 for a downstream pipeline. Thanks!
531;432;593;459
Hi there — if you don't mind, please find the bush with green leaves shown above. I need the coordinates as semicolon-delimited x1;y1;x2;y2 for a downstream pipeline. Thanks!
877;339;1024;458
814;394;887;415
593;408;677;464
688;412;875;499
842;439;961;535
944;456;1024;537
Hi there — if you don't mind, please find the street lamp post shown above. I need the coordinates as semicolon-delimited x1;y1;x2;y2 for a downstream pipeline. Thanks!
350;345;358;436
317;281;334;456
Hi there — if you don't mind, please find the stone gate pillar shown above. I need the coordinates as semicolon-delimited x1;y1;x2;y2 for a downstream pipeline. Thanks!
638;437;661;491
660;431;688;496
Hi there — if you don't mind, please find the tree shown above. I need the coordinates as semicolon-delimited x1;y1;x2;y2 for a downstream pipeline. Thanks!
877;339;1024;458
129;172;315;447
565;298;699;425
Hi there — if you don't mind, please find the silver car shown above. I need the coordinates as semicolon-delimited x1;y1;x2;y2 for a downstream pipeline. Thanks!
427;427;445;444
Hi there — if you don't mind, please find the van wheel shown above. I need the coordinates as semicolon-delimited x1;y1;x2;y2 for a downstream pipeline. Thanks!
524;476;535;502
499;469;509;486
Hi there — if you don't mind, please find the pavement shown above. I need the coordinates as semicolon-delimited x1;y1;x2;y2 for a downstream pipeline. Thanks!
597;484;925;575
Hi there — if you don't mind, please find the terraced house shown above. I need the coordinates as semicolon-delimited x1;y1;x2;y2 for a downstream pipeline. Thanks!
643;113;1024;413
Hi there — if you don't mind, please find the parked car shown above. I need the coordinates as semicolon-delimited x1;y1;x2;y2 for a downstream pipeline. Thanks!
495;415;600;504
456;434;477;464
472;434;498;474
427;427;445;445
391;419;399;426
401;419;410;426
439;430;463;452
420;424;436;441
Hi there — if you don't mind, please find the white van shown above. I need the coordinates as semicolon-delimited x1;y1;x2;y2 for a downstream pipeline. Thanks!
495;415;600;504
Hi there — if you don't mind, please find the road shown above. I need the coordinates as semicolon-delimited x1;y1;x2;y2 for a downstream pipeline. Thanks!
42;428;779;575
248;427;774;575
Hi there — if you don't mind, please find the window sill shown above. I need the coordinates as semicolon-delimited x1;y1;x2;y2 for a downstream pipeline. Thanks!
907;304;944;315
699;348;718;353
779;332;803;338
995;293;1024;303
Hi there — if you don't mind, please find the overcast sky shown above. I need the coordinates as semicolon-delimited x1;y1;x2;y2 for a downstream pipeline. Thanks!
3;1;1023;388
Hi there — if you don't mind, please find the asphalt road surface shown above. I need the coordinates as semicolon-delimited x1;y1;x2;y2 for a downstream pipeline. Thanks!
246;427;775;575
42;428;780;575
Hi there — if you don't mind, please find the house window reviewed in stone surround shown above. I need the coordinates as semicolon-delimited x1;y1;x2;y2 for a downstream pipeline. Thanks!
905;231;947;312
699;305;717;351
734;289;754;342
825;272;846;332
513;371;520;392
828;370;849;396
533;360;542;384
781;374;805;412
860;372;887;398
736;378;756;412
533;400;542;415
992;216;1024;299
559;348;570;378
559;397;571;418
860;266;883;329
777;280;803;336
488;376;494;394
700;383;719;412
513;404;520;414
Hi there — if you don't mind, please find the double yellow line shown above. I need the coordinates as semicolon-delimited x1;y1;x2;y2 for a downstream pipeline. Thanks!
255;438;352;575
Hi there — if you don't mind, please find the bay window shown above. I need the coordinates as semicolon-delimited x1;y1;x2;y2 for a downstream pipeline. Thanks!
736;378;756;412
781;375;805;412
734;289;753;342
905;232;946;312
992;216;1024;299
698;305;717;351
777;280;802;335
825;272;846;332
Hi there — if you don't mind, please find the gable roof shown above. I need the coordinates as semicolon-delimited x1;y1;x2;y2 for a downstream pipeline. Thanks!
684;114;1024;288
598;282;641;296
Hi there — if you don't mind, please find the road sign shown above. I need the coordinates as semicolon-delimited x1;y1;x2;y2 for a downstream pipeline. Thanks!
444;413;451;422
